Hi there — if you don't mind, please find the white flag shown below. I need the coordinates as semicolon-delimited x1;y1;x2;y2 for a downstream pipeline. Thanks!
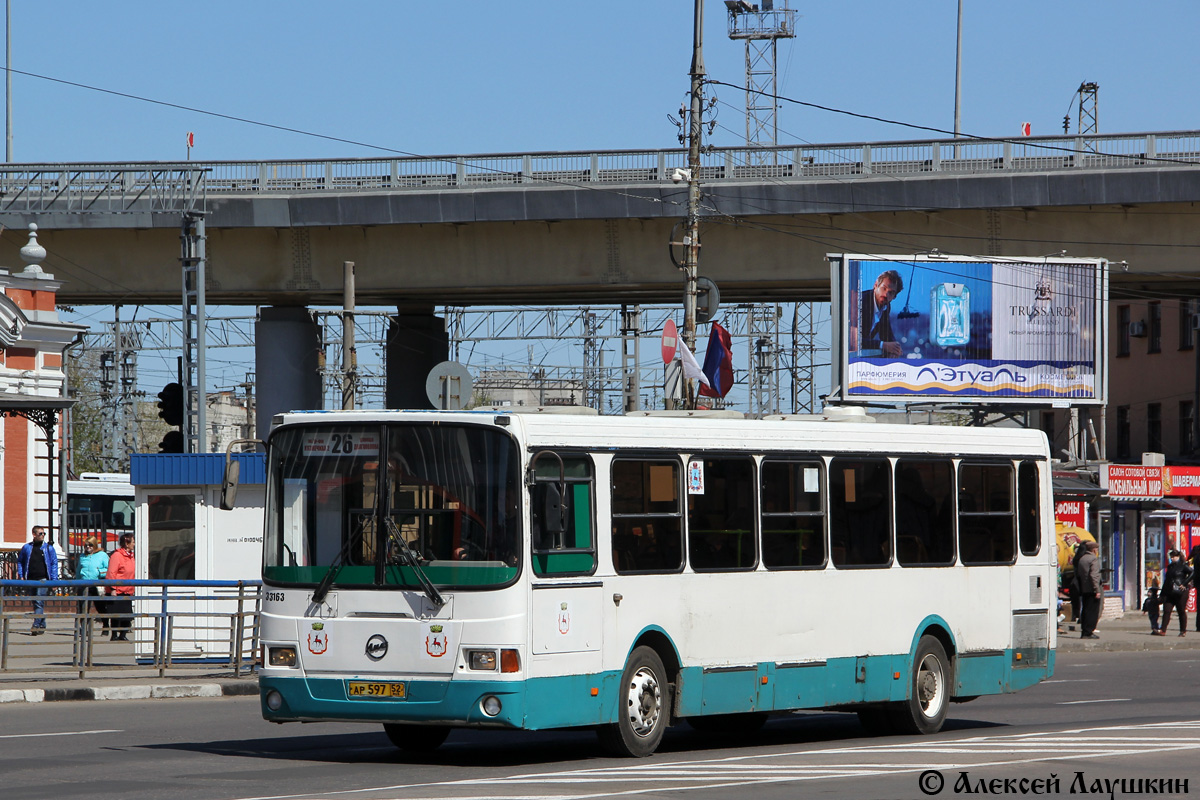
678;339;712;388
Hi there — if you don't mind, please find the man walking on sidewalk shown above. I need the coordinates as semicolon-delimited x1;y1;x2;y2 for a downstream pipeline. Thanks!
1077;540;1102;640
17;526;58;635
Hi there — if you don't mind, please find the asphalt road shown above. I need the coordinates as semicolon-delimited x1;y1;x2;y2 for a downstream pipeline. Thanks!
4;651;1199;800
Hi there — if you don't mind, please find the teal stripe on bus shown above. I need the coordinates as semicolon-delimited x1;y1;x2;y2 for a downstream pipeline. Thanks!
260;648;1052;730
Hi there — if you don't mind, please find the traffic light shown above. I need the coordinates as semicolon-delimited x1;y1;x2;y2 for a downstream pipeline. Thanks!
158;430;184;454
157;382;184;427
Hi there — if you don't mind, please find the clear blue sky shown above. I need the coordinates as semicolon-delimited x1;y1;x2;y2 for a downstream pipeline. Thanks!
8;1;1199;163
15;1;1200;408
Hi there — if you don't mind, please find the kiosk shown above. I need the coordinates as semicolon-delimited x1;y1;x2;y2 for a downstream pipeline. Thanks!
129;453;264;661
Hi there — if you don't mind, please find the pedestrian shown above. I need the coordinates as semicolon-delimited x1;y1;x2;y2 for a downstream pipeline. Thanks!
1155;549;1194;637
16;526;58;635
103;532;136;641
76;536;110;634
1076;540;1102;639
1191;546;1200;633
1142;583;1161;634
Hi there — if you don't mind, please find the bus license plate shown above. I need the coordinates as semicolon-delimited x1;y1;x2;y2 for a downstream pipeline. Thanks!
348;681;407;699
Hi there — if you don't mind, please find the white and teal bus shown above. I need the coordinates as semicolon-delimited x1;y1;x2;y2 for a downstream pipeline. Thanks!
251;408;1054;757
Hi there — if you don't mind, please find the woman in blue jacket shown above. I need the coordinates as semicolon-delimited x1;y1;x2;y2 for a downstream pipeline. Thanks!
76;537;110;634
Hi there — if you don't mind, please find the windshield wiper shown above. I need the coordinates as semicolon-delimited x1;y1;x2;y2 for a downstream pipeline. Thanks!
384;515;445;608
311;518;365;605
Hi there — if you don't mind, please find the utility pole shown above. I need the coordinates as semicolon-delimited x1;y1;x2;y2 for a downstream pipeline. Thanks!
683;0;705;355
953;0;962;157
6;0;11;162
342;261;357;410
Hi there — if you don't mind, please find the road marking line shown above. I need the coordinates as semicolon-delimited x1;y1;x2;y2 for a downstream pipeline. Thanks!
0;729;121;740
227;720;1200;800
1056;698;1131;705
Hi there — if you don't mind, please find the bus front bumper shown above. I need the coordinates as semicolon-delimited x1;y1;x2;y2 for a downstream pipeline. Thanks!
259;674;527;728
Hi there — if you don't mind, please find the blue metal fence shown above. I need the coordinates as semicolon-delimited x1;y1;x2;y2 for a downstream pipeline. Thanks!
0;579;261;679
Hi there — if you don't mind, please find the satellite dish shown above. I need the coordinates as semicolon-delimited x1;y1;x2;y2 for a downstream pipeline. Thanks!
425;361;474;410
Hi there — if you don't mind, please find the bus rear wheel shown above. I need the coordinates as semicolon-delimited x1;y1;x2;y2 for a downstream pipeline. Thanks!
890;635;949;735
383;723;451;752
597;646;671;757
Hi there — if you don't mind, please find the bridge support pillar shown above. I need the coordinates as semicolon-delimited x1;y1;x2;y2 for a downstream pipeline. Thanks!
255;307;322;441
386;312;449;409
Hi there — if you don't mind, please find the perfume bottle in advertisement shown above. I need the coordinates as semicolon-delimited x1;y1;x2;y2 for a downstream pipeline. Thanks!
930;283;970;347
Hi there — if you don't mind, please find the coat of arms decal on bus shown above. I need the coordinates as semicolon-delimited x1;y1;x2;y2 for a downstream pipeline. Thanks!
426;624;448;657
308;629;328;655
558;602;570;634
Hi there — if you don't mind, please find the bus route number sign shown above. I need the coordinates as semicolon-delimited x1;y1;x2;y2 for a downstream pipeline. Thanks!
303;432;380;458
347;681;406;699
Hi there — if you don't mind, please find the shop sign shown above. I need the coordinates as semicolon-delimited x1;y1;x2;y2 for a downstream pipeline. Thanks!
1163;466;1200;496
1054;500;1086;529
1103;464;1163;500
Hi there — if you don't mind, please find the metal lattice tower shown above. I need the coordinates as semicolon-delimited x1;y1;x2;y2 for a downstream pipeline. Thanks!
180;213;207;453
747;304;781;417
726;1;797;161
97;318;142;471
790;302;816;413
582;311;602;410
1076;82;1099;136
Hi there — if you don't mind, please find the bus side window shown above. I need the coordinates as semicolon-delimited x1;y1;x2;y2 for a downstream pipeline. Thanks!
688;456;755;572
829;457;891;568
895;458;955;567
761;459;825;569
1017;461;1041;556
959;462;1015;565
532;454;596;577
611;459;682;574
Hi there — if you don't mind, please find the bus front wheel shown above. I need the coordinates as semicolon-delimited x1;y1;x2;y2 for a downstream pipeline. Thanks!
890;635;949;735
597;646;672;757
383;723;451;752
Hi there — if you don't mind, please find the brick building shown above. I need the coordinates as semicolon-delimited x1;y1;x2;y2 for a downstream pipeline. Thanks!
0;225;86;555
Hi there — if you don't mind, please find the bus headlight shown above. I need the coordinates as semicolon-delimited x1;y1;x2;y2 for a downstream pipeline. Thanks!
481;695;502;716
268;646;298;667
265;690;284;711
468;650;498;670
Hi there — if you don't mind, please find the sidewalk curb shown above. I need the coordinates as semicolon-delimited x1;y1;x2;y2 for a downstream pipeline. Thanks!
0;681;257;704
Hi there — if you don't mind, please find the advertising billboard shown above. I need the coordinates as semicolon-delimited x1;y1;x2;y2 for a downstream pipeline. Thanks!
830;254;1107;405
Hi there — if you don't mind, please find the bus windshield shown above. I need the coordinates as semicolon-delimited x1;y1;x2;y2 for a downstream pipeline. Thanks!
264;423;521;590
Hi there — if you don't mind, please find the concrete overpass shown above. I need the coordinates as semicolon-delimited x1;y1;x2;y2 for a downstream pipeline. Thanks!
5;129;1200;308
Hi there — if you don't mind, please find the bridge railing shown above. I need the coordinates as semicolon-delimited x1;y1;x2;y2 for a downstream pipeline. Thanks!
0;131;1196;205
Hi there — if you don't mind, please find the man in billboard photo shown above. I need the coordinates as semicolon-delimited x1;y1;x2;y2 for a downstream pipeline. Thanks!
850;269;904;357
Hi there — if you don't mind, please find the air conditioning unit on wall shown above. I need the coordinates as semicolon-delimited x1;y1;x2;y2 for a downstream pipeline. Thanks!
1129;320;1148;337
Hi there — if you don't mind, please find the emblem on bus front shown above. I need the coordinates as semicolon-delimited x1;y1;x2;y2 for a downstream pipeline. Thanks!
308;630;328;655
558;602;570;635
365;634;388;661
426;624;447;657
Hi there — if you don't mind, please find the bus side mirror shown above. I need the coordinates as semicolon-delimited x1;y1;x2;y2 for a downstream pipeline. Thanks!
220;438;263;511
220;459;240;511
